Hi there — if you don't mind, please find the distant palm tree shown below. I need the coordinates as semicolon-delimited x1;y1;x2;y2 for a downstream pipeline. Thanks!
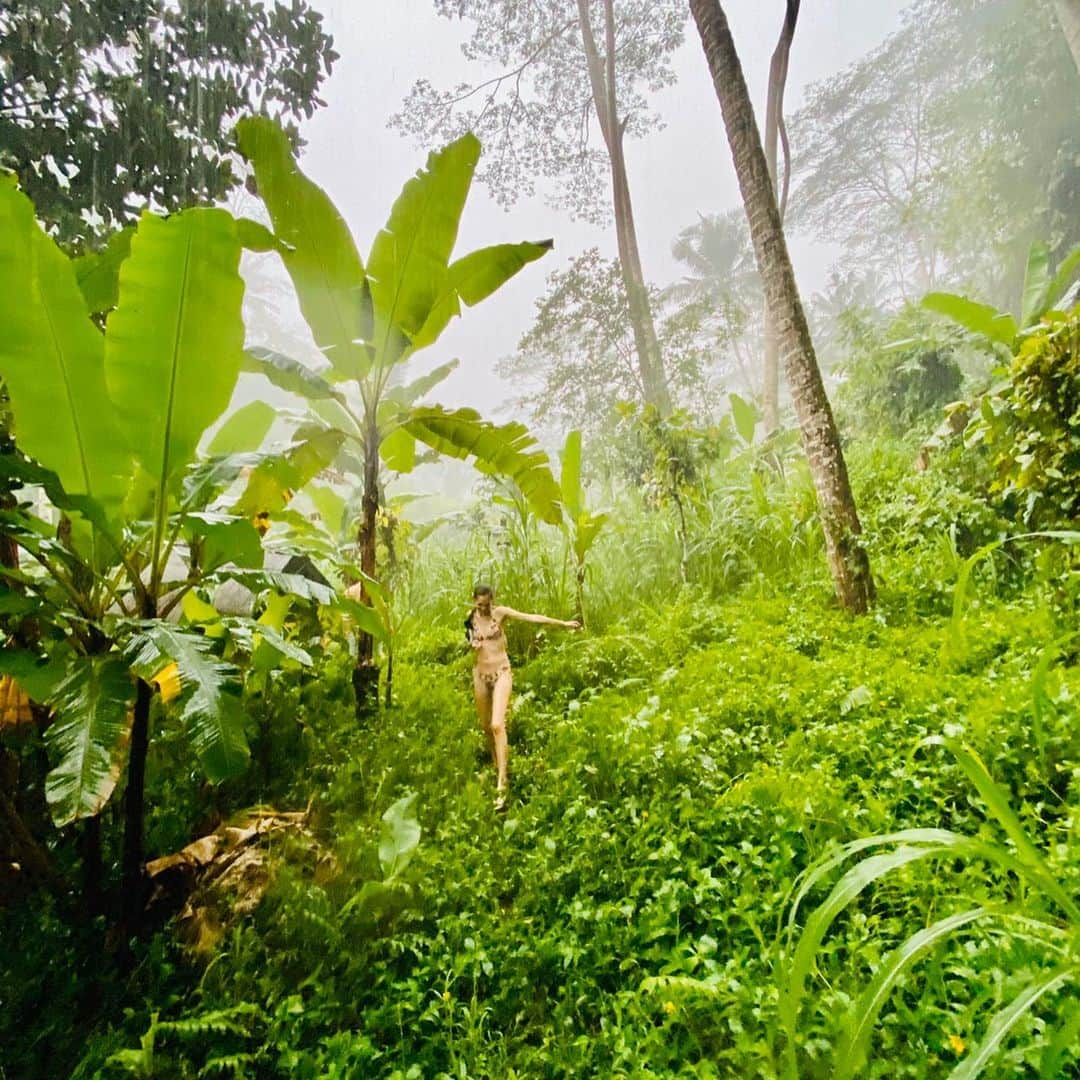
669;210;762;396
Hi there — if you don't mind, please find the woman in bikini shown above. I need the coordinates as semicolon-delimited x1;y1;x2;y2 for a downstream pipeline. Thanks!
466;583;579;811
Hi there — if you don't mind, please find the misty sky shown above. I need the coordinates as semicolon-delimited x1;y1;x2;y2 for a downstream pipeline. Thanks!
245;1;908;421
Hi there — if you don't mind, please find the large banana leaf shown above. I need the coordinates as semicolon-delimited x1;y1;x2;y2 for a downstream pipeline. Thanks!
412;240;554;350
72;226;134;315
241;347;346;405
236;117;371;382
206;401;277;455
379;426;418;473
403;406;563;525
1018;241;1080;326
126;625;249;783
231;426;346;519
106;209;245;498
183;513;265;572
367;134;481;366
570;509;608;566
44;655;135;827
383;360;460;409
1020;242;1052;329
560;430;584;518
922;292;1018;347
0;175;130;518
1046;245;1080;313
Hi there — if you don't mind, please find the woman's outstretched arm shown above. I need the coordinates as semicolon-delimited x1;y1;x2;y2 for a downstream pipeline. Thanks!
495;605;580;629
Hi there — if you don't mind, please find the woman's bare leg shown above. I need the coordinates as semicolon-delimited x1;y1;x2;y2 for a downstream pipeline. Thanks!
473;670;494;766
490;670;512;795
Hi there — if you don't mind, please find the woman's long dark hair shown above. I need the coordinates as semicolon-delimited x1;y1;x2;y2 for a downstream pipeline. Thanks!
465;583;493;642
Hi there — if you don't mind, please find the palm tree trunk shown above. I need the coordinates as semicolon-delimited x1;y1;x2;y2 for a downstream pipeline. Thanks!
1055;0;1080;73
690;0;874;614
577;0;672;415
762;0;800;436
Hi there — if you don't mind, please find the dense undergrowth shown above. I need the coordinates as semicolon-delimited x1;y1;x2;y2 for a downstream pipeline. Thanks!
3;349;1079;1078
4;492;1077;1077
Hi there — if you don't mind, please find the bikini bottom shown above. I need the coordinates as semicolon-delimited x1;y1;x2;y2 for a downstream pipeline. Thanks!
474;664;511;691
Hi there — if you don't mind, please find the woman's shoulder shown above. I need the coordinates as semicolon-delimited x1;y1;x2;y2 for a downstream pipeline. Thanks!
491;604;513;621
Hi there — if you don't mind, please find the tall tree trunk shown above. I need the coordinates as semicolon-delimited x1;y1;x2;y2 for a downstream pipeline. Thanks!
352;429;381;720
120;675;153;951
82;813;103;917
761;0;800;435
690;0;875;615
577;0;672;415
1055;0;1080;73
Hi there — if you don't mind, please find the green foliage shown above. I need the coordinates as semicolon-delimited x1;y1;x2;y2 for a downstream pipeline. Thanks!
43;655;135;827
966;310;1080;526
779;737;1078;1079
0;0;336;247
404;408;563;526
923;241;1080;354
0;173;132;518
835;304;967;436
14;468;1065;1078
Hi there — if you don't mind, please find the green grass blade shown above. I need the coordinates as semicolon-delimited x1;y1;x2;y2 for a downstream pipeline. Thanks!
1039;998;1080;1080
833;908;990;1080
783;829;962;943
949;966;1077;1080
936;737;1080;921
780;840;967;1042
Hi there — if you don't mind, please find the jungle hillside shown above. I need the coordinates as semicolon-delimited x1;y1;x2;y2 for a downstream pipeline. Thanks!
1;1;1078;1078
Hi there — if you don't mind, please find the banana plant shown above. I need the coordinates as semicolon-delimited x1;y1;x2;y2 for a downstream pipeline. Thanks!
923;240;1080;354
0;174;329;932
236;117;559;712
558;430;607;625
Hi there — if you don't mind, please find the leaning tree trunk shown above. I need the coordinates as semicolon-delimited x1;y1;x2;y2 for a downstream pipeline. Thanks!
352;428;382;720
1055;0;1080;74
577;0;672;415
761;0;800;435
690;0;875;614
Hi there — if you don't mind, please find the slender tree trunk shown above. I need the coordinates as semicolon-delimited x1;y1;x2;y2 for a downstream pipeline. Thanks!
120;675;152;950
82;813;103;917
1055;0;1080;73
574;563;585;628
577;0;672;415
384;648;394;710
690;0;875;614
761;0;800;435
352;430;381;720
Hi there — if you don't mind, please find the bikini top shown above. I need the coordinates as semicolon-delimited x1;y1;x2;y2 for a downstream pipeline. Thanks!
471;614;503;642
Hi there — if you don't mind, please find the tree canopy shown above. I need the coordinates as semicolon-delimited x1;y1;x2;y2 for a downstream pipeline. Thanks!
789;0;1080;307
0;0;337;247
391;0;686;224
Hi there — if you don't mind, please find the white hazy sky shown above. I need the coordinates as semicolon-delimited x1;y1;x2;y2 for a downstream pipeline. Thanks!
247;1;908;420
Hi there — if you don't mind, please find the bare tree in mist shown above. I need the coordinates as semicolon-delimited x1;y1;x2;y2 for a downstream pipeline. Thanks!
393;1;688;416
